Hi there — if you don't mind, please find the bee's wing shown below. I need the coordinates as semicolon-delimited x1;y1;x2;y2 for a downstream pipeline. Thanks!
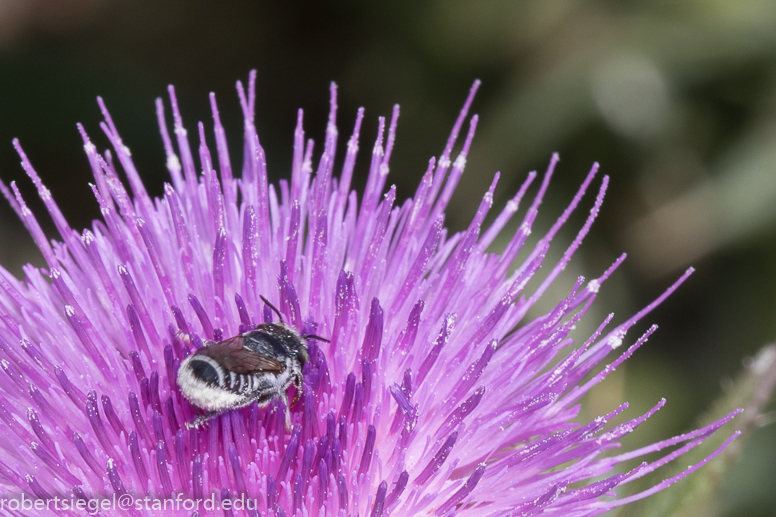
195;336;284;375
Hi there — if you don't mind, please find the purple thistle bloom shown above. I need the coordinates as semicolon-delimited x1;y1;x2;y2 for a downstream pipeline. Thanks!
0;72;739;516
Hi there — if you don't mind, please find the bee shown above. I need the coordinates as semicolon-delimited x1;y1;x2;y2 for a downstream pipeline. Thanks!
177;296;327;429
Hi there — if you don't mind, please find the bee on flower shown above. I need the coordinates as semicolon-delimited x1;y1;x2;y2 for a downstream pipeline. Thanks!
0;71;739;516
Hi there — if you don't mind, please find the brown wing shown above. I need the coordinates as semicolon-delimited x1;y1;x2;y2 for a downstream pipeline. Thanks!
194;336;284;375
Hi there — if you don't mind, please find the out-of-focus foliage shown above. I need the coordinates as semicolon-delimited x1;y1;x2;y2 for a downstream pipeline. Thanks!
0;1;775;515
621;344;776;517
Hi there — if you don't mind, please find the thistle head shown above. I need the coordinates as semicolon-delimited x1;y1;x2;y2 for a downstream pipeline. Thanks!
0;72;740;516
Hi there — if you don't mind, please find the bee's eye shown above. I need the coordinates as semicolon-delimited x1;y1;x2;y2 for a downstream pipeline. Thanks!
190;359;219;384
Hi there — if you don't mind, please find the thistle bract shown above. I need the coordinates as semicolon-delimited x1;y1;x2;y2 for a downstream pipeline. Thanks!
0;73;738;516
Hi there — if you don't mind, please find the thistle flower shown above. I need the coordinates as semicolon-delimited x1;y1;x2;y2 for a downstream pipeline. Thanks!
0;72;739;517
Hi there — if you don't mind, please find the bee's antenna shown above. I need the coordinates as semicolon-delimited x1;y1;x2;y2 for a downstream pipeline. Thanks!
302;334;331;343
260;295;284;324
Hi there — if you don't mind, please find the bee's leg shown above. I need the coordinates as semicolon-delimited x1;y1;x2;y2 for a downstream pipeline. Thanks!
186;410;219;429
291;374;303;407
280;391;292;430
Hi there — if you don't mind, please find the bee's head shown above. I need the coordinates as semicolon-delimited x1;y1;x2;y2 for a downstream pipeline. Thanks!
296;341;310;367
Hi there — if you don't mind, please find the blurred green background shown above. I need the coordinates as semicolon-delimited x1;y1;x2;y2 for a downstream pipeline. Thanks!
0;1;774;515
